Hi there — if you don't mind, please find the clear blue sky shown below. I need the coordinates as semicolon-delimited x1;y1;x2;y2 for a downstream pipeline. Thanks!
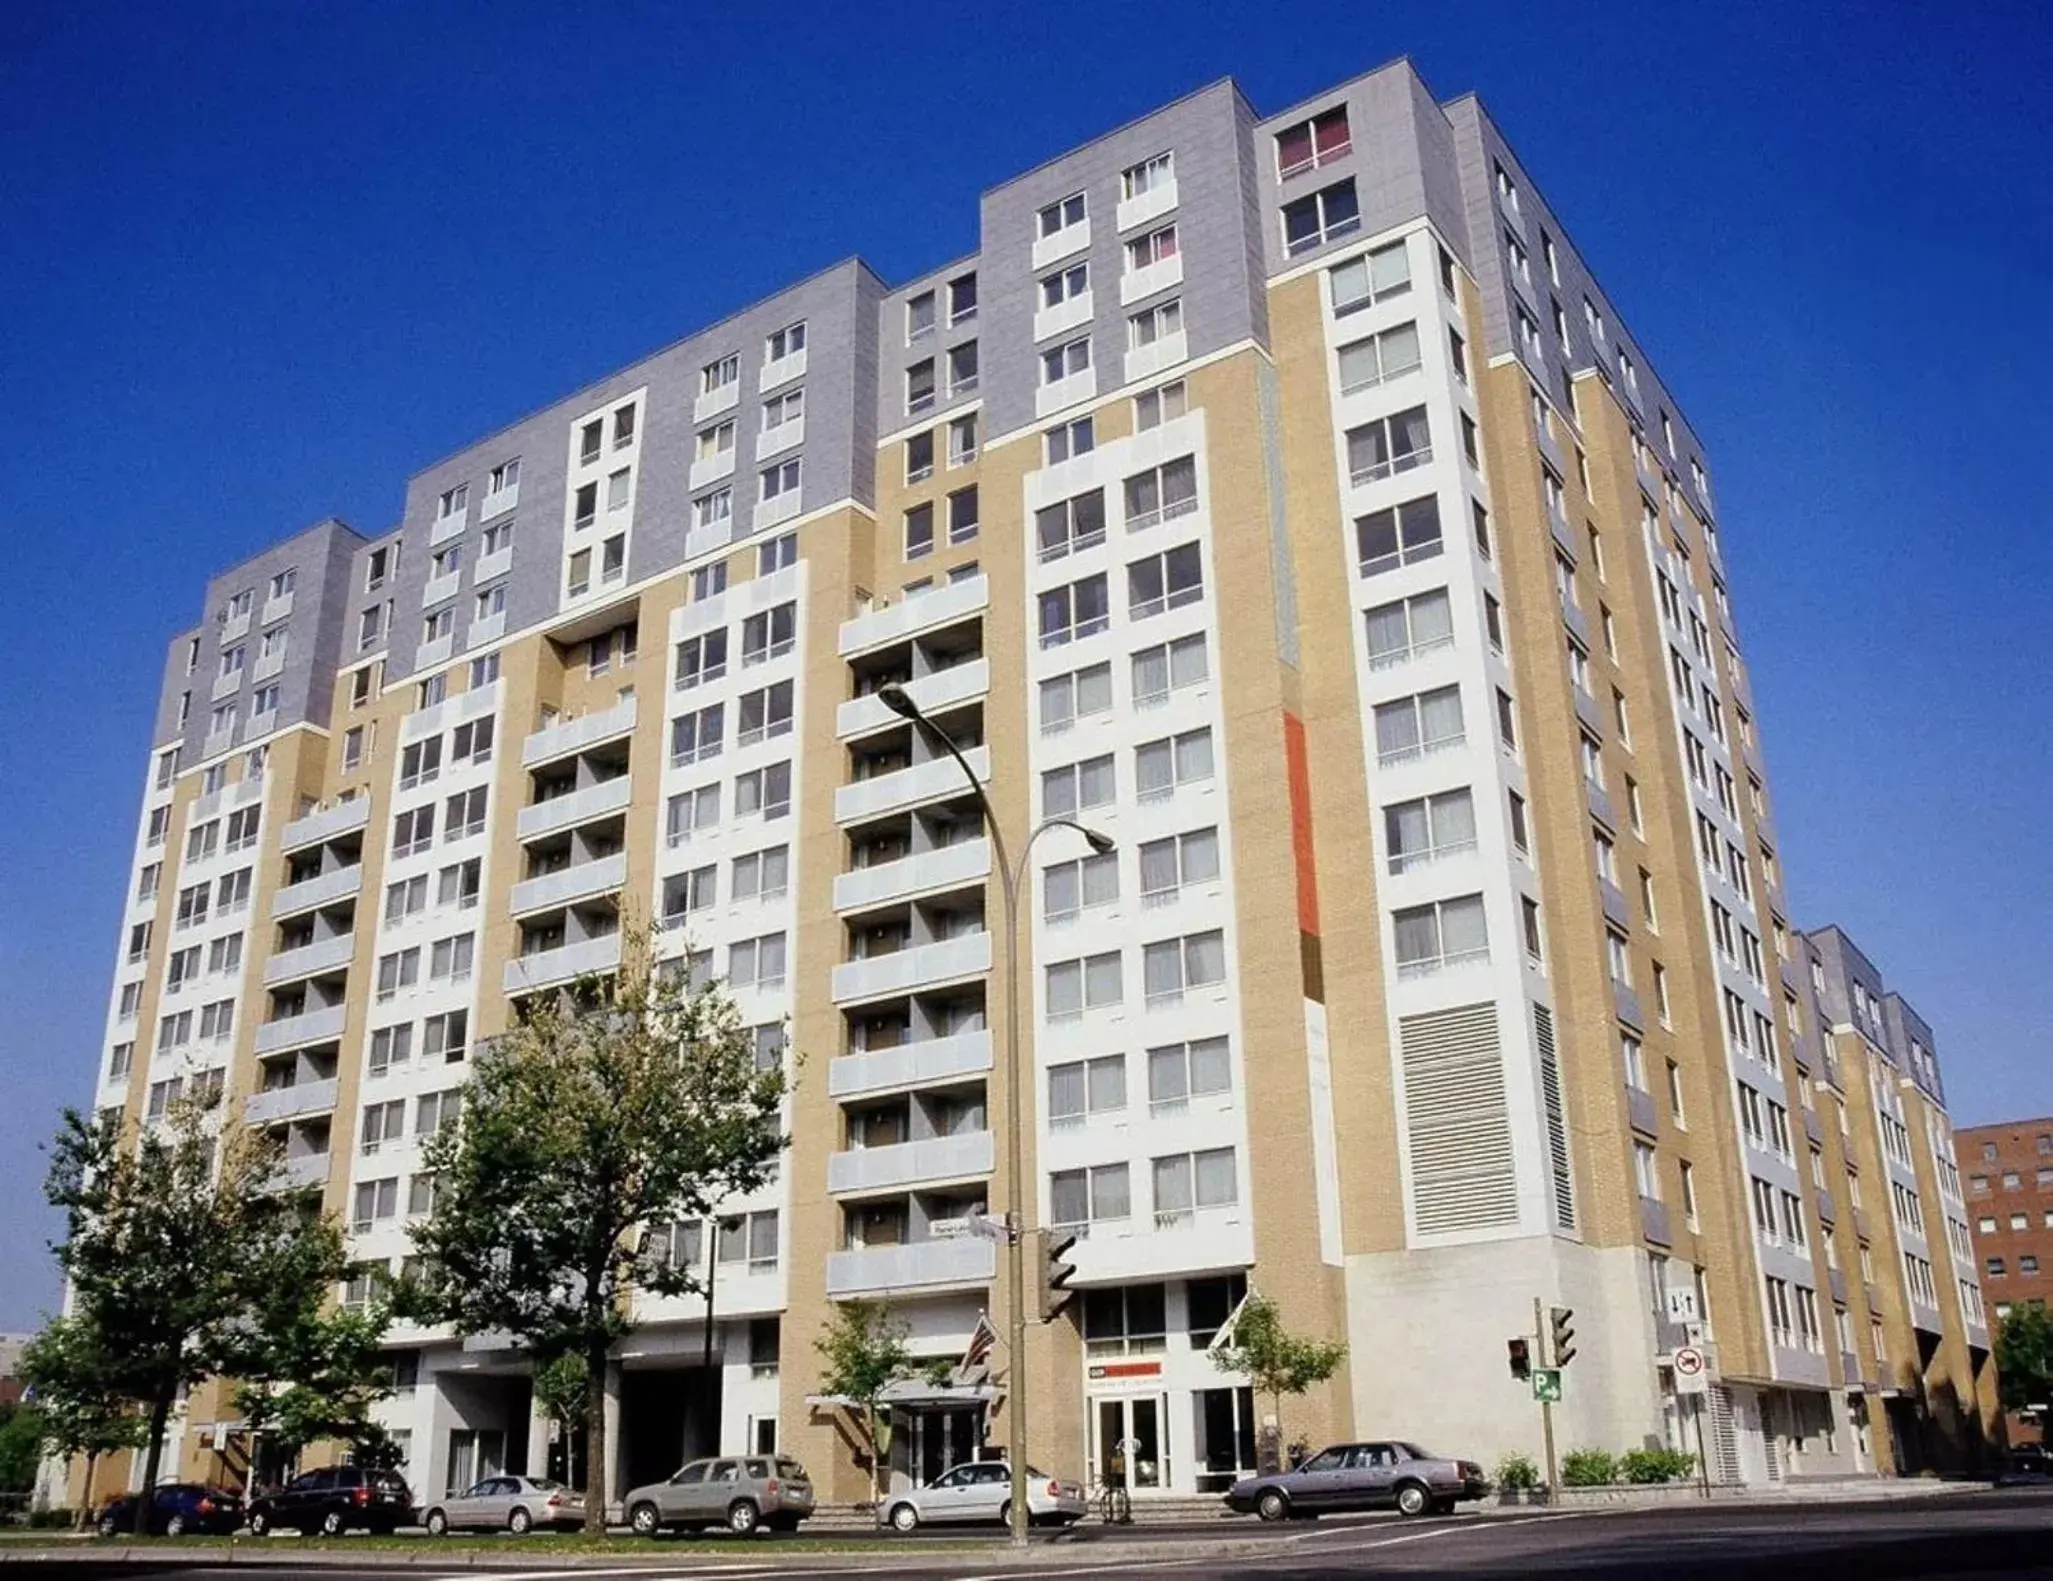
1;1;2047;1330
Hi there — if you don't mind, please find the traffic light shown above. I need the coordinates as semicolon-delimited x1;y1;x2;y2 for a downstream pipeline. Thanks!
1037;1229;1079;1322
1549;1306;1577;1370
1506;1337;1531;1381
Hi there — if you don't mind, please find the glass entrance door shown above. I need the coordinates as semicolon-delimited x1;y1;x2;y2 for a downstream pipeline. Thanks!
1092;1396;1168;1491
1194;1386;1256;1491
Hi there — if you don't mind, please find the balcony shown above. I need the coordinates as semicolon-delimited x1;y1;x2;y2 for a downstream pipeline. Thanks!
693;380;739;423
828;1030;993;1100
753;490;802;534
834;839;990;913
481;482;519;521
244;1077;340;1127
1115;178;1178;235
825;1236;994;1298
275;1152;332;1191
281;797;371;853
474;546;513;585
828;1131;994;1195
255;1004;348;1056
1032;291;1094;347
1035;366;1095;420
835;747;990;825
523;695;639;768
503;932;622;994
831;932;991;1005
430;510;467;547
1123;332;1187;385
422;569;462;610
220;610;251;642
839;575;988;658
689;449;736;491
761;346;807;390
1069;1208;1254;1286
517;776;632;841
211;669;243;703
252;647;286;683
839;660;990;739
511;852;627;916
1031;218;1089;272
263;932;356;987
756;418;803;460
416;634;453;670
1118;254;1184;309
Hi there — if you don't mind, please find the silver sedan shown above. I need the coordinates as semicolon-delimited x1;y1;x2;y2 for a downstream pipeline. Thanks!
423;1475;587;1534
880;1460;1087;1530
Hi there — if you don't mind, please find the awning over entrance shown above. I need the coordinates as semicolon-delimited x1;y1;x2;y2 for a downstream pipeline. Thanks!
807;1380;997;1412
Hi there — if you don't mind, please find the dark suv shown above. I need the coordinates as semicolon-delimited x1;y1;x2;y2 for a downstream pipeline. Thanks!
247;1467;414;1535
96;1483;244;1537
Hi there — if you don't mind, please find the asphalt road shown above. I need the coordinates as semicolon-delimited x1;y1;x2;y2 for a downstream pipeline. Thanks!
7;1489;2052;1579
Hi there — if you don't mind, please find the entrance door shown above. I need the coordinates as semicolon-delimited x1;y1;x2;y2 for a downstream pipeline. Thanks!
447;1429;506;1496
1194;1387;1256;1492
914;1408;984;1487
1092;1396;1168;1491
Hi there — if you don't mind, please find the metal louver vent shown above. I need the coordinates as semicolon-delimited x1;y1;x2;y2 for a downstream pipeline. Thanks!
1534;1004;1576;1231
1400;1001;1518;1234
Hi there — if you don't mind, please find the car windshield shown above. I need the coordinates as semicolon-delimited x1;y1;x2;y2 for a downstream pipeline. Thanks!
1399;1443;1431;1460
776;1459;807;1480
528;1478;564;1491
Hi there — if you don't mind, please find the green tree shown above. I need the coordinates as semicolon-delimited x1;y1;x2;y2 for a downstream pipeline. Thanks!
812;1301;948;1505
1208;1292;1347;1461
404;930;787;1532
231;1300;397;1466
0;1403;43;1494
17;1314;147;1527
45;1093;345;1533
1996;1302;2053;1414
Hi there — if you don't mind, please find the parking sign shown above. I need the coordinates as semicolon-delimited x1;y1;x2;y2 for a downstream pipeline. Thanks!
1531;1368;1563;1403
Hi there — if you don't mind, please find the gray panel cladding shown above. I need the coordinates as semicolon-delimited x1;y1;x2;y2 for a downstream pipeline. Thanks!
380;260;883;683
874;254;984;444
977;79;1263;440
161;518;366;759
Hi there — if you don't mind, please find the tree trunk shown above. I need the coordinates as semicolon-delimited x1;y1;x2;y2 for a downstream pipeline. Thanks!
866;1404;881;1507
76;1451;99;1530
583;1339;609;1534
135;1387;173;1535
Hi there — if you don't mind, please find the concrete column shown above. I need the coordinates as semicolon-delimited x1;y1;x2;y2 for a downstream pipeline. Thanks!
526;1392;552;1479
603;1362;624;1515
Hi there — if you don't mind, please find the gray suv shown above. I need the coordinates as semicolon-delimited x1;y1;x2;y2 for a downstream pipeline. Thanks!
623;1455;814;1535
1225;1441;1485;1520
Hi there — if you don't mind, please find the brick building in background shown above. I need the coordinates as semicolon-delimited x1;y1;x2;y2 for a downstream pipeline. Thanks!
1959;1116;2053;1446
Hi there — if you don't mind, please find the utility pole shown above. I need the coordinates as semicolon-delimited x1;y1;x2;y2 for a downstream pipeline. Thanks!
1534;1296;1558;1498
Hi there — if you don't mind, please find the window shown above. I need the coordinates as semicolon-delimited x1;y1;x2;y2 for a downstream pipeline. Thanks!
385;873;429;923
1041;753;1115;817
1040;336;1090;386
1328;241;1409;316
1153;1148;1239;1223
443;787;487;840
398;736;443;791
1037;572;1109;647
1045;951;1122;1018
675;630;729;690
1275;105;1350;178
1036;190;1086;239
1384;788;1476;873
758;532;797;576
734;761;792;821
731;845;789;902
1393;895;1488;977
667;782;720;844
947;339;979;396
905;359;936;414
760;457;800;503
1043;850;1119;922
1125;223;1179;275
1044;416;1093;464
693;488;732;532
1127;543;1204;618
1039;662;1113;733
1345;406;1432;484
376;947;420;1001
947;414;977;467
1124;456;1197;531
1048;1056;1126;1128
670;703;724;766
1282;178;1359;254
664;865;717;924
1035;488;1106;561
764;321;804;363
741;602;796;665
948;486;980;543
1355;494;1442;576
1137;827;1220;906
728;932;788;990
1337;322;1423;394
1364;588;1454;668
1373;685;1463;766
700;353;739;398
1050;1164;1130;1229
1127;298;1182;350
1135;727;1213;800
436;858;481;911
1131;632;1207;708
737;682;793;745
1135;380;1187;431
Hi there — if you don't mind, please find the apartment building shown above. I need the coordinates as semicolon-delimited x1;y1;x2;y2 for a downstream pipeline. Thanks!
78;56;1995;1506
1958;1115;2053;1447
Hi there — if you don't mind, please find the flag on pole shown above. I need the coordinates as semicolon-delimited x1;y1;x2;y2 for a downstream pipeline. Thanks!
1206;1284;1257;1356
955;1312;999;1381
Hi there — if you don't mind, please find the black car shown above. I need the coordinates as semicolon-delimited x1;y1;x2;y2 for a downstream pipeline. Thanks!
1224;1441;1487;1520
246;1466;414;1535
96;1483;244;1537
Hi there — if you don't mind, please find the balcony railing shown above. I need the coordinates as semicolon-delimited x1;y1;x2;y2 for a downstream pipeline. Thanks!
255;1004;347;1056
825;1236;994;1298
281;797;370;854
244;1077;340;1127
510;852;627;916
838;660;990;739
263;932;356;987
833;839;990;913
831;932;992;1004
523;695;639;767
839;574;988;657
516;775;632;841
503;932;622;994
828;1030;993;1100
835;747;990;825
827;1131;994;1195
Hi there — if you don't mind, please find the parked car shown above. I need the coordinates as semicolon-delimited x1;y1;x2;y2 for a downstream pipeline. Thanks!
622;1455;814;1535
879;1460;1087;1531
245;1466;415;1535
95;1483;243;1537
422;1475;586;1535
1224;1441;1485;1520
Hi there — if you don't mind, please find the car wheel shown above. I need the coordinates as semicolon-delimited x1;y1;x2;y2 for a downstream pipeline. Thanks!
1256;1488;1291;1523
96;1514;118;1539
628;1501;661;1537
164;1514;188;1538
890;1502;920;1532
727;1499;759;1535
248;1511;270;1537
320;1509;347;1536
1394;1481;1430;1518
425;1509;448;1537
508;1507;533;1535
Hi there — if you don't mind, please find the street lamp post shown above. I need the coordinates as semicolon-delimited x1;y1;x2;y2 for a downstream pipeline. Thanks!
877;683;1111;1549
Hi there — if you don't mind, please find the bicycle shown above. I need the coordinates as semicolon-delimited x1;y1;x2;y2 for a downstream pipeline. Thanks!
1095;1482;1131;1526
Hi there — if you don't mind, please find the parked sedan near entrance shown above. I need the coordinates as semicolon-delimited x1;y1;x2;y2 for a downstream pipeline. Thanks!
422;1476;586;1534
880;1460;1088;1530
622;1455;814;1535
95;1484;244;1537
246;1466;415;1535
1224;1441;1486;1519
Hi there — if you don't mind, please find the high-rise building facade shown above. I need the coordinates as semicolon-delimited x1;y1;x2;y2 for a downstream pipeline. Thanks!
1955;1116;2050;1450
80;57;1997;1504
